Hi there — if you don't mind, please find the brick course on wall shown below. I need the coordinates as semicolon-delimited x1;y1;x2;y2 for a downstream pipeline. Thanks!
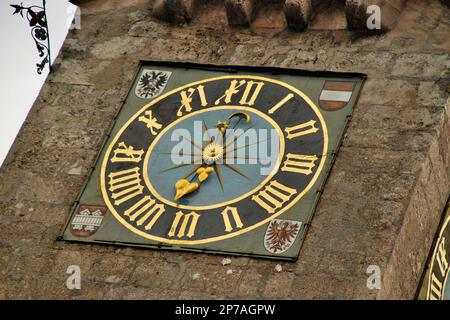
0;0;449;299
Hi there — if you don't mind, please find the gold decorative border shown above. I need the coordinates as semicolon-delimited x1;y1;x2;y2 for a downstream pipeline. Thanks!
100;75;329;245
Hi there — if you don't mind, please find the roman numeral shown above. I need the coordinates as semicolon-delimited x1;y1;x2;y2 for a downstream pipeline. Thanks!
429;272;443;300
124;195;165;230
168;211;200;238
215;80;265;106
268;93;294;114
139;110;162;135
108;167;144;206
111;142;144;163
221;206;243;232
281;153;318;175
284;120;319;140
436;237;448;277
177;85;208;117
252;181;297;214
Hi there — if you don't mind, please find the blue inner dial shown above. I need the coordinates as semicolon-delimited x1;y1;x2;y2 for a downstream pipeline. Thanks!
145;107;283;209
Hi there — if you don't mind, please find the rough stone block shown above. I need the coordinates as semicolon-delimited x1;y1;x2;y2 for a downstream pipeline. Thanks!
87;254;136;283
103;286;177;299
250;2;287;37
224;0;256;26
71;0;150;14
284;0;312;31
417;81;448;107
180;263;243;296
358;79;417;107
290;274;366;299
263;272;295;298
130;260;181;288
345;0;406;32
391;53;450;79
237;269;265;297
152;0;196;24
309;4;347;31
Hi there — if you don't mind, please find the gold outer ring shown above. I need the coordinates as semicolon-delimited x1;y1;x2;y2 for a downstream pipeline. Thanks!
100;75;329;245
143;105;285;210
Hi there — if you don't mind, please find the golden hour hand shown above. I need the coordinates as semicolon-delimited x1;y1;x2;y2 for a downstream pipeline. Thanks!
174;166;214;200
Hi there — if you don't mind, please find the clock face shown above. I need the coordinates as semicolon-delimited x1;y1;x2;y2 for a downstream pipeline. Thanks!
101;75;328;245
61;63;364;259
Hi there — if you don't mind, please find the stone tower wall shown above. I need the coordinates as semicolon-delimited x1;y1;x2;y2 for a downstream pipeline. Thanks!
0;0;448;299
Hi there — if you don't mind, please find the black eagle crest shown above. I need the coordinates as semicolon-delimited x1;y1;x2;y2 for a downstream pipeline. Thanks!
137;71;169;99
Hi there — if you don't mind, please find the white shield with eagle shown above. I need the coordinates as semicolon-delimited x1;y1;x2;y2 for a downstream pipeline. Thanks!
264;219;302;254
135;69;171;99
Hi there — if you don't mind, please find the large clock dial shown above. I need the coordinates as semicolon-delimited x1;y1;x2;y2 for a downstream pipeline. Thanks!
101;75;328;245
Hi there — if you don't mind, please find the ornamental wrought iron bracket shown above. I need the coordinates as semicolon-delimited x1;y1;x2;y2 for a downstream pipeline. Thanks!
10;1;52;74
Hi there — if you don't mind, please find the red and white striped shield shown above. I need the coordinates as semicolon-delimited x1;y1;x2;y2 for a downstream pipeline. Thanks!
319;81;356;111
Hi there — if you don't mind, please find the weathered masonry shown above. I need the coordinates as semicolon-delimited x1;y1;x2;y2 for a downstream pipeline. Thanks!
0;0;448;299
151;0;409;32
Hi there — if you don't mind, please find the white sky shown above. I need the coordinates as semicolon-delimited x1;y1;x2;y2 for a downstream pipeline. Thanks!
0;0;76;167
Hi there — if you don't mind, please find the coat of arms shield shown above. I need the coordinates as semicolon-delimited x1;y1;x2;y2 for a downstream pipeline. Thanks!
70;205;107;238
264;219;302;254
135;69;172;99
319;80;356;111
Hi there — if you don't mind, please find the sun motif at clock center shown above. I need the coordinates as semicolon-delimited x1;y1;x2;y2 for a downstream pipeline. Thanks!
202;142;224;164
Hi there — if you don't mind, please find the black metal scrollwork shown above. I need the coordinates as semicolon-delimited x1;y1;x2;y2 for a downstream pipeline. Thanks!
10;1;52;74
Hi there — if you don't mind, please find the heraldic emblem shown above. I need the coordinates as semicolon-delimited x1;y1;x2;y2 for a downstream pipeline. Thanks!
319;80;356;111
70;205;106;237
264;219;302;254
135;69;171;99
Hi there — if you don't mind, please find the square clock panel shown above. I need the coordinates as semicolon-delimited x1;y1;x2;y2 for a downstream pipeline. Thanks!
60;61;365;260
